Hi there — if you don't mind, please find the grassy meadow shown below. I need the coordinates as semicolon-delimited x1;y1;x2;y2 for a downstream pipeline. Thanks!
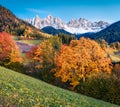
0;66;119;107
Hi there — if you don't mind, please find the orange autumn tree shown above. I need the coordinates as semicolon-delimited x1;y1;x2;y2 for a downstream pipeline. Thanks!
33;36;61;70
52;37;112;88
0;32;23;65
26;46;38;72
32;36;61;81
26;46;38;63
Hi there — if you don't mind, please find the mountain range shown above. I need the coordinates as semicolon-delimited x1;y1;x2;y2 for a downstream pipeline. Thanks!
26;15;109;34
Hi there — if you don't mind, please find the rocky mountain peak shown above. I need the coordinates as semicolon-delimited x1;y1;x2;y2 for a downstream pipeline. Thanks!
46;15;54;20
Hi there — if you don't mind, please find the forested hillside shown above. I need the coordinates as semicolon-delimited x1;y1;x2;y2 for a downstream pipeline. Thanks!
0;5;52;39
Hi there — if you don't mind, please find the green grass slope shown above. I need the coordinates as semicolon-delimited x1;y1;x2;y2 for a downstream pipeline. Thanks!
0;66;119;107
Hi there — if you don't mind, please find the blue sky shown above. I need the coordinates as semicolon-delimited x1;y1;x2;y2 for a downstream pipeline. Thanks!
0;0;120;23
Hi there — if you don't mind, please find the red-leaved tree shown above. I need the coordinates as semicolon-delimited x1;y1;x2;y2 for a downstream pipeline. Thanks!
0;32;23;65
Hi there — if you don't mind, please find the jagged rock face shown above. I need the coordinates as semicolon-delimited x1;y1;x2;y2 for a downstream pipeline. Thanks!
26;15;109;34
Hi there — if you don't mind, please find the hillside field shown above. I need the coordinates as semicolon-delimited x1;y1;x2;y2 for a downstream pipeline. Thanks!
0;66;119;107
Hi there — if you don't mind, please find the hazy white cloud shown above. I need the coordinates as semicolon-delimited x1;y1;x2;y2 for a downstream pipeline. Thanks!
26;8;48;14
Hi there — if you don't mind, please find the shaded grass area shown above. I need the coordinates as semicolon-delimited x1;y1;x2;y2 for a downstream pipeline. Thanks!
108;50;120;63
0;66;119;107
105;48;120;63
110;54;120;63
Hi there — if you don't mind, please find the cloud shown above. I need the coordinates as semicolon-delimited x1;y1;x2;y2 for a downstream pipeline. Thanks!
26;8;48;14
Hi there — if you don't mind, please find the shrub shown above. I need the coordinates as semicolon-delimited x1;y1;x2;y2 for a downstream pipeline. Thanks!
5;62;26;74
113;63;120;77
76;73;120;105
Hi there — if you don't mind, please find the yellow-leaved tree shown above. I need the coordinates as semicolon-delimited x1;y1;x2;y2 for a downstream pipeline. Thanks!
32;36;62;81
52;37;112;89
34;36;61;70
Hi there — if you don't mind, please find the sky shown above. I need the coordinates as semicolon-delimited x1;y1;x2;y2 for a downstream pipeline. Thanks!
0;0;120;23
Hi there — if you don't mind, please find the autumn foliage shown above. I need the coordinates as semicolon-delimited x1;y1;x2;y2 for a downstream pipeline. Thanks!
33;36;61;70
26;46;38;62
0;32;23;65
26;36;61;81
52;37;112;88
26;37;112;88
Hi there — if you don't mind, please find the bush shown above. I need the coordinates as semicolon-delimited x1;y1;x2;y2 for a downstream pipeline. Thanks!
113;63;120;77
76;73;120;105
5;62;26;74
